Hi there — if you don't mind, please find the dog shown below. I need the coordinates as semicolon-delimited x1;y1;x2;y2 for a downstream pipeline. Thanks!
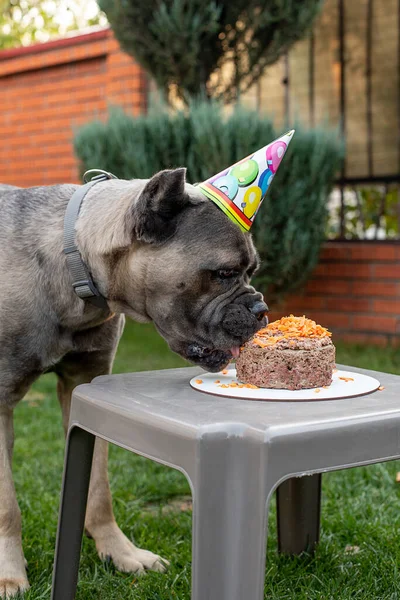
0;167;268;597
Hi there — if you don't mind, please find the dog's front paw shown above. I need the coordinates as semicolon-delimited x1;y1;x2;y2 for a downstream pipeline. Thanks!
90;522;169;575
0;577;30;599
109;546;168;575
0;537;30;598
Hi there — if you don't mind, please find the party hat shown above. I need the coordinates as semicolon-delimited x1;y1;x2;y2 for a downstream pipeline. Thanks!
198;130;295;232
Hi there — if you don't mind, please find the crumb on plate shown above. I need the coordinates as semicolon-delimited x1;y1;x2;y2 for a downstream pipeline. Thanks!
218;382;259;389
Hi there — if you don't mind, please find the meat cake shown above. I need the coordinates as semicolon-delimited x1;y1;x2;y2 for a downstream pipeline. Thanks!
236;315;336;390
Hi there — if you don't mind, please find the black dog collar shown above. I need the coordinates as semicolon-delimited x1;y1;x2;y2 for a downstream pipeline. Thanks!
63;169;117;309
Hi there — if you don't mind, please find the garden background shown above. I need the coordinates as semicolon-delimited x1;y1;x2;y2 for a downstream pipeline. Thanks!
1;0;400;598
1;0;400;345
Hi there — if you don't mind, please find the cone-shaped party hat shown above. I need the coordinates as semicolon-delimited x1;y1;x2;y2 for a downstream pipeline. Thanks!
198;130;295;231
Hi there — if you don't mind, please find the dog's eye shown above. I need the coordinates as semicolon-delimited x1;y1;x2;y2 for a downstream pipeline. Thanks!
217;269;238;279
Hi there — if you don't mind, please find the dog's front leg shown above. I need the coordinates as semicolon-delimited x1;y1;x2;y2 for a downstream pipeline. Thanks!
84;438;168;574
0;407;29;598
57;366;168;575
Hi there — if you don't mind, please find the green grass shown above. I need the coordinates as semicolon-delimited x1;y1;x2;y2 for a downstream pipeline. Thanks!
14;321;400;599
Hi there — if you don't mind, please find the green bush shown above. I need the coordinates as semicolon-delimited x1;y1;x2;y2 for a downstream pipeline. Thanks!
74;103;342;302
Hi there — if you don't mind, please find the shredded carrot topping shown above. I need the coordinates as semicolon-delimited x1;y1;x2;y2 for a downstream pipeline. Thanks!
251;315;332;347
218;382;259;389
222;369;229;375
339;377;354;382
195;379;203;384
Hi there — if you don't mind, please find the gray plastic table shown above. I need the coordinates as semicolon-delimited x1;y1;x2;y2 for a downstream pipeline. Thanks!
51;364;400;600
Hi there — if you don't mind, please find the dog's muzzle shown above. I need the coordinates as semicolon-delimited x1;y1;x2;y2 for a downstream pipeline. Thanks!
185;298;269;372
220;299;268;341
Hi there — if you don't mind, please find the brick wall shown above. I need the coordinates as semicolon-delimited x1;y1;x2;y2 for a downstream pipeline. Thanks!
269;242;400;347
0;28;147;187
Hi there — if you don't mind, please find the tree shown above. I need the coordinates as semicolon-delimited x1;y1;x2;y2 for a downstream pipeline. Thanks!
0;0;105;50
99;0;324;104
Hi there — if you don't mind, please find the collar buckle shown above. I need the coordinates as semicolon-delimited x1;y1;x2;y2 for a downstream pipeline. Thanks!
83;169;117;183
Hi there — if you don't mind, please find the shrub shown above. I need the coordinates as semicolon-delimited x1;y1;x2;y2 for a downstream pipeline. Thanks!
74;103;342;302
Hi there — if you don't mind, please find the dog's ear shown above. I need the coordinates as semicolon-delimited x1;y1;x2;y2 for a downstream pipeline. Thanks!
131;168;191;244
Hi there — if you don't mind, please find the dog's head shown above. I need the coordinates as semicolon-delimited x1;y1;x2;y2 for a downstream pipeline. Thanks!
84;168;268;372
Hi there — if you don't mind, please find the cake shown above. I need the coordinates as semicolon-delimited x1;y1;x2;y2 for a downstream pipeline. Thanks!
235;315;335;390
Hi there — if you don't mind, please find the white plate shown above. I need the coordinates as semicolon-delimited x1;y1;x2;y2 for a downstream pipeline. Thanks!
190;368;380;401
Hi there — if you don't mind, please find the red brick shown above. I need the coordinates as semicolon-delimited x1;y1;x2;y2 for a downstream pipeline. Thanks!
0;28;146;187
351;281;398;297
17;87;105;110
1;74;103;104
107;38;120;52
373;299;400;314
306;280;351;295
106;65;139;79
349;244;396;261
30;156;76;169
2;132;70;148
312;264;328;278
7;103;103;125
352;315;397;333
304;311;350;329
336;332;389;347
320;243;351;261
374;264;400;280
284;296;326;310
325;297;370;312
312;263;371;279
25;39;106;71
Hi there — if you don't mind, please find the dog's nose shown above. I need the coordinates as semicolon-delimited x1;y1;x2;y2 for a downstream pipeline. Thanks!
250;301;269;321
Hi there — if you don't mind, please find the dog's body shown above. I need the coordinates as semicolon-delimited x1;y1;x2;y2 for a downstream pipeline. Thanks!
0;170;267;597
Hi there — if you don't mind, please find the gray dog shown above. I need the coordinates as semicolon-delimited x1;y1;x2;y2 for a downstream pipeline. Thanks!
0;167;267;597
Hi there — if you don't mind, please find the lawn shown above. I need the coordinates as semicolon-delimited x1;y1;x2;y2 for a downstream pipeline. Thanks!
16;320;400;599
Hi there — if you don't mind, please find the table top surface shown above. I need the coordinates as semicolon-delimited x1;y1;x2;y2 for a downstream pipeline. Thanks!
73;364;400;434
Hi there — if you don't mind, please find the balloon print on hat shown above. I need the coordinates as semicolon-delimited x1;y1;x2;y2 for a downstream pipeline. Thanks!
242;186;262;219
258;168;274;195
231;159;259;187
213;175;239;200
266;140;287;173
